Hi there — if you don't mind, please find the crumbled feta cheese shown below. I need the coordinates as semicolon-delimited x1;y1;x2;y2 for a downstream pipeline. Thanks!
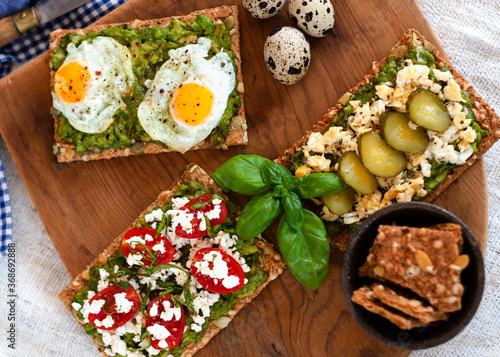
114;265;119;274
396;63;432;89
151;222;158;230
407;154;432;178
429;82;442;94
425;130;473;165
150;302;159;317
307;155;331;172
152;208;163;222
147;323;171;340
375;84;394;102
94;315;114;329
71;302;82;311
144;212;155;223
350;100;361;108
81;298;105;323
152;242;165;254
194;251;242;290
171;197;190;210
443;78;463;102
102;331;128;356
114;292;134;314
432;68;453;82
349;103;373;135
126;254;144;267
159;300;182;322
205;204;221;220
453;112;471;129
97;268;110;292
167;209;194;233
222;275;241;289
158;340;168;349
146;346;162;356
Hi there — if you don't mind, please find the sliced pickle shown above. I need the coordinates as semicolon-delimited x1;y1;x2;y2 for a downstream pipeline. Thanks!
380;111;429;153
359;132;406;178
322;187;355;215
339;152;378;195
407;89;451;132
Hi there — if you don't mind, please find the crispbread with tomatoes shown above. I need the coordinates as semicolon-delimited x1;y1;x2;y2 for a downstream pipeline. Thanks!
59;163;285;357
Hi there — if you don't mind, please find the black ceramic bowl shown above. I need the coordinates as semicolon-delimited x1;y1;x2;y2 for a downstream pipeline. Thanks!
340;202;485;349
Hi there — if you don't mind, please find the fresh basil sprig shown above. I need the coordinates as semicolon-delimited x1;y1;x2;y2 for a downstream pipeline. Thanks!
212;155;277;195
278;210;330;289
213;155;345;290
236;192;282;240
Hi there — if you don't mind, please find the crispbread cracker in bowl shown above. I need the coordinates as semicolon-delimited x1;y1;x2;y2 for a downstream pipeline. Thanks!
59;163;285;357
50;6;246;162
274;29;500;251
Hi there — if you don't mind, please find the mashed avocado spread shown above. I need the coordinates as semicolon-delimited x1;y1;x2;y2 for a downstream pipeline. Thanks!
70;181;268;357
51;15;241;154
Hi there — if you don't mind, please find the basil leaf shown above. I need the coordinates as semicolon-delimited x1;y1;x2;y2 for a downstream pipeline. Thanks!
281;192;303;230
278;209;329;290
236;192;282;240
273;184;288;198
261;159;291;185
213;155;274;195
294;173;348;199
283;176;298;191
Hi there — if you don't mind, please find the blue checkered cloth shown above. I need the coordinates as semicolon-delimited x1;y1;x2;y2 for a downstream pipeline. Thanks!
0;0;127;78
0;0;127;255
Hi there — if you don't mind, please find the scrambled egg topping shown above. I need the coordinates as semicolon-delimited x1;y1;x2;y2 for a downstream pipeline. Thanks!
301;58;476;225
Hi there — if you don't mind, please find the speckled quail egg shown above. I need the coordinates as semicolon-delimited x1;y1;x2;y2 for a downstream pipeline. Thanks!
242;0;286;19
263;27;311;85
289;0;335;37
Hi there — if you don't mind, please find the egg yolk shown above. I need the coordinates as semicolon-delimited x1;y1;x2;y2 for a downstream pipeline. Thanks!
54;62;91;104
171;83;213;126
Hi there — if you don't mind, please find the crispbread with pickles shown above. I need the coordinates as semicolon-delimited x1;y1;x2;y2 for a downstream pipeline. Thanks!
59;163;285;357
275;29;500;250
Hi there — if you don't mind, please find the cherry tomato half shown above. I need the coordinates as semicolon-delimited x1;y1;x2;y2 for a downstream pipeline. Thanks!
175;194;228;239
190;248;245;294
88;285;140;330
145;294;185;350
121;227;175;267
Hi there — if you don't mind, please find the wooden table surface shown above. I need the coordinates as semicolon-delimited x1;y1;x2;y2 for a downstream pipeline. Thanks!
0;0;488;356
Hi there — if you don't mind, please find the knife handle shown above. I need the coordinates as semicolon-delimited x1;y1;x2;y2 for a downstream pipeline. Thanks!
0;7;41;48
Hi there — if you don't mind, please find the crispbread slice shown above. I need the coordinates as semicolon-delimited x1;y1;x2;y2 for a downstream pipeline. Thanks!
359;224;464;313
50;6;246;162
58;163;285;357
371;283;447;324
274;29;500;250
351;286;428;330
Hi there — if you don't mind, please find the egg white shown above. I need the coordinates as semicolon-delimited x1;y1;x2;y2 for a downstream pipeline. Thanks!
137;37;236;153
52;37;134;134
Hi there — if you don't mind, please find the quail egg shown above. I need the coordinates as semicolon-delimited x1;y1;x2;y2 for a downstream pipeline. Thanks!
289;0;335;37
242;0;286;19
263;26;311;85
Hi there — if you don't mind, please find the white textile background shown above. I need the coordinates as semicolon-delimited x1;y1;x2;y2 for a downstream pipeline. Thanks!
0;0;499;356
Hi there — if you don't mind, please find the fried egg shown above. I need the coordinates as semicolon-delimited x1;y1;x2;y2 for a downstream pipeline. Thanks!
138;37;236;153
52;37;134;133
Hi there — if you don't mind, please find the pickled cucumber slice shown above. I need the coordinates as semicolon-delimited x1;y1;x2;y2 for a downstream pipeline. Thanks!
339;152;378;195
359;132;406;178
322;187;355;215
380;111;429;153
407;89;451;132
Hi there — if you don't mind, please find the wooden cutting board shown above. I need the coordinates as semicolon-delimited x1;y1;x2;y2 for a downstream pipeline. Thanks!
0;0;488;356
